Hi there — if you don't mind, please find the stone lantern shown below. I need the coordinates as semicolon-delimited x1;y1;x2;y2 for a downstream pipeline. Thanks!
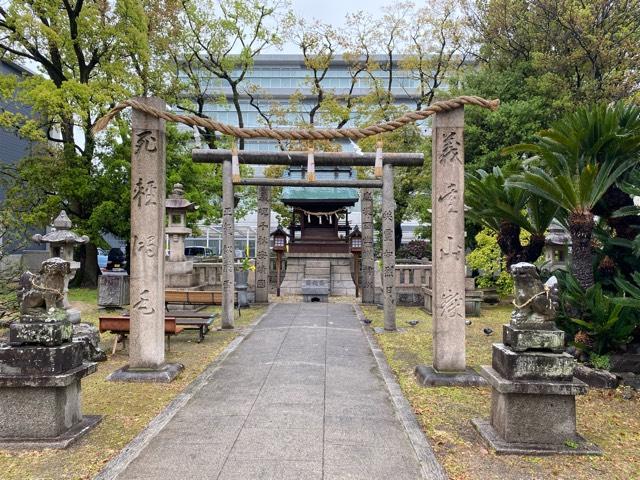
166;183;197;263
543;220;571;272
32;211;89;321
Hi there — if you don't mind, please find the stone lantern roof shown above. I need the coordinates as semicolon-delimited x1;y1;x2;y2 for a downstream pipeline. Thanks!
32;211;89;246
545;220;571;246
165;183;197;211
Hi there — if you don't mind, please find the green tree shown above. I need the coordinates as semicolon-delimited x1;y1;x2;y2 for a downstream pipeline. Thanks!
0;0;158;286
506;103;640;290
465;165;557;268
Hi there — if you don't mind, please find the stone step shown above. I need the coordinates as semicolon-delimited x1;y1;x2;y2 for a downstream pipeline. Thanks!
304;261;331;269
304;267;331;278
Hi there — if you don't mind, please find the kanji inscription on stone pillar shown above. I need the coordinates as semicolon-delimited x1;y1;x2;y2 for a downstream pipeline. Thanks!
360;189;375;304
255;186;271;303
382;164;396;331
221;159;235;329
130;97;166;369
432;107;466;372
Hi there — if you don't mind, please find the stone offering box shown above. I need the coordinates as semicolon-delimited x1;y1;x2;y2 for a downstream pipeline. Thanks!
98;270;130;307
302;278;329;302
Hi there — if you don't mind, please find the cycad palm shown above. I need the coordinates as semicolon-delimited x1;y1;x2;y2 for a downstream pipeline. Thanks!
506;103;640;289
466;166;556;268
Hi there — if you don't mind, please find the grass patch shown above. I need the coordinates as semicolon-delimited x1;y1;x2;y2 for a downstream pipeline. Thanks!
0;288;266;480
362;305;640;480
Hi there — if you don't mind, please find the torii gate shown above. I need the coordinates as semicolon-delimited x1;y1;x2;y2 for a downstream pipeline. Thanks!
93;95;499;384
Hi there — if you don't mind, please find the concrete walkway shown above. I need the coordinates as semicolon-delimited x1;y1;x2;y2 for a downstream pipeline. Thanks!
110;303;439;480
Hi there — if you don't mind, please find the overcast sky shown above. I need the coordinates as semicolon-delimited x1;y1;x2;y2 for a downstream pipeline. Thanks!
277;0;392;53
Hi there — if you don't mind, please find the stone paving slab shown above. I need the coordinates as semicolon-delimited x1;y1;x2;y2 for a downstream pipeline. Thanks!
108;303;442;480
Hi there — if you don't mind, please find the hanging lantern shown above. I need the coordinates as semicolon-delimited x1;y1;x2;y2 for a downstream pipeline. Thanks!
271;225;288;252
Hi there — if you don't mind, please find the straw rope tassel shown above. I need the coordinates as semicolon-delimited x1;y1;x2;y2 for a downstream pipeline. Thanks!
307;147;316;182
231;145;240;182
374;140;383;177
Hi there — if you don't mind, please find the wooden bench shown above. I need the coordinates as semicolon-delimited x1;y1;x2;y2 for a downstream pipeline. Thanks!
165;289;241;326
99;316;183;354
173;314;218;343
164;289;237;307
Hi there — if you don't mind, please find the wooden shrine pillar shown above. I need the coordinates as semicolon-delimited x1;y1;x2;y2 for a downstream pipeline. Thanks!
221;158;235;329
431;108;466;372
360;189;375;304
382;164;396;330
255;186;271;303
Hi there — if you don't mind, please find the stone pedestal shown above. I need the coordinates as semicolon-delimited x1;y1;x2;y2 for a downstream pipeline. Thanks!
473;263;601;455
0;341;101;449
98;271;130;307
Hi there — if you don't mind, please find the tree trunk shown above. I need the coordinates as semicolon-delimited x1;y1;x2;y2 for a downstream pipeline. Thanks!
497;222;546;269
568;211;595;290
497;221;522;269
77;243;99;288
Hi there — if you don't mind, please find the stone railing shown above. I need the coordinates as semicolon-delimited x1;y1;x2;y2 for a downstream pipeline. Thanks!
395;264;432;305
192;261;256;290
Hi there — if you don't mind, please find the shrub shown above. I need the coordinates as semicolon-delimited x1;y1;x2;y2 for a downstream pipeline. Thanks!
556;271;640;354
466;228;513;296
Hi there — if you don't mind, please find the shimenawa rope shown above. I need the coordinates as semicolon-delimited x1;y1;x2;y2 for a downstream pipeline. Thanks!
92;95;499;140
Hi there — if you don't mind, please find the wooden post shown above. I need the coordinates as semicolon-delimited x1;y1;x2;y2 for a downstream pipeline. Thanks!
221;158;235;329
129;97;166;369
432;107;466;372
354;252;360;298
382;164;396;331
361;189;375;304
276;251;282;297
255;186;271;303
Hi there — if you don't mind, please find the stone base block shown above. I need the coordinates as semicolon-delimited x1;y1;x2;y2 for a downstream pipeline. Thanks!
107;362;184;383
414;365;488;387
472;418;601;456
0;415;102;450
480;366;587;395
9;321;73;347
0;363;96;439
0;342;83;375
492;343;575;381
503;324;564;352
489;387;581;444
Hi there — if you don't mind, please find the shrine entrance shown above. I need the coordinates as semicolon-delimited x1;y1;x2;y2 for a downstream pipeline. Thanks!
93;95;498;381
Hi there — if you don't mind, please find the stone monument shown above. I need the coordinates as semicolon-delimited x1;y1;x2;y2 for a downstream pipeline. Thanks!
472;262;601;455
0;258;100;449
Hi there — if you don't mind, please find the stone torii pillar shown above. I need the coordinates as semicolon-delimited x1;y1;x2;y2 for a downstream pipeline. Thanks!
415;106;484;386
360;189;375;304
382;164;396;331
255;186;271;303
221;156;235;329
109;96;182;383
